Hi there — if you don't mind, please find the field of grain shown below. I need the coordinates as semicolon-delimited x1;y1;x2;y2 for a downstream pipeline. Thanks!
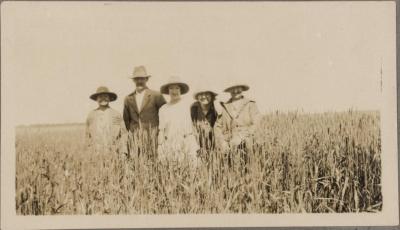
15;111;382;215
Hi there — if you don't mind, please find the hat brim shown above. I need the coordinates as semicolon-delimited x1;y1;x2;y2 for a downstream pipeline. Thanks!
129;75;151;79
193;91;218;100
224;84;249;93
90;92;117;101
160;82;190;95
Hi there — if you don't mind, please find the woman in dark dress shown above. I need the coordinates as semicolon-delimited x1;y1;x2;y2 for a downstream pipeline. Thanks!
190;89;219;161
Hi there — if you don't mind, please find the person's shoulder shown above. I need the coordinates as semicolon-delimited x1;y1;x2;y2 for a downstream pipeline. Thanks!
233;97;254;104
125;92;135;98
212;100;223;113
147;89;163;97
86;109;97;120
242;98;257;109
108;107;122;116
159;103;168;113
124;92;135;101
89;108;99;114
245;98;256;103
180;96;194;107
190;102;199;117
218;101;228;111
191;101;200;109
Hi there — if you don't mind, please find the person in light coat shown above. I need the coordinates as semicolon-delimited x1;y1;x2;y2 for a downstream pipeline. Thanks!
86;86;127;154
214;84;262;153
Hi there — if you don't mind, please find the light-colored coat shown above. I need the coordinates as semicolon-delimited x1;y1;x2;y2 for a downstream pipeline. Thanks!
86;107;127;153
215;97;262;148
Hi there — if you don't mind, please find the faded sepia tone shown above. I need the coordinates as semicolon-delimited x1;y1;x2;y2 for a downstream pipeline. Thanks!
2;1;398;229
15;111;382;215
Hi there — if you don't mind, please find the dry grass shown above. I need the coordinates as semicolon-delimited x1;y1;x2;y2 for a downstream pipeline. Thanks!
15;110;382;215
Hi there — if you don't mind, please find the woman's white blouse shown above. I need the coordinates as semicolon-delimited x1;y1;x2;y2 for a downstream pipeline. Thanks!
158;98;199;161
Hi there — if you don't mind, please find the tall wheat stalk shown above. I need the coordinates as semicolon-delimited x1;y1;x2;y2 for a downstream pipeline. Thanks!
15;111;382;214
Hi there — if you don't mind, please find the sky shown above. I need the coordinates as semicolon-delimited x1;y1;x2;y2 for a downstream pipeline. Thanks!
1;1;395;125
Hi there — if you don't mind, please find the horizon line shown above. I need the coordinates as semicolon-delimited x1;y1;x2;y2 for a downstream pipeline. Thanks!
15;108;379;127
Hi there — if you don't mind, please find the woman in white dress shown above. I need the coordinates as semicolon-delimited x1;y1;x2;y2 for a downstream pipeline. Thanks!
157;76;199;163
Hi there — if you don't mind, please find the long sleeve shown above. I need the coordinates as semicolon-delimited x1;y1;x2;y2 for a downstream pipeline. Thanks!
118;113;128;154
123;98;131;131
120;114;127;135
214;109;230;150
156;94;167;110
111;112;126;139
213;100;224;116
249;102;262;134
190;103;197;123
183;107;199;158
185;127;199;156
85;112;93;147
157;106;166;145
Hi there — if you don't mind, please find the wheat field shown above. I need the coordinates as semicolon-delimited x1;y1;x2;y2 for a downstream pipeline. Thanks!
15;110;382;215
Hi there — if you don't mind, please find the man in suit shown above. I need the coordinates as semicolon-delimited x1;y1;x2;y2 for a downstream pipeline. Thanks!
123;65;166;157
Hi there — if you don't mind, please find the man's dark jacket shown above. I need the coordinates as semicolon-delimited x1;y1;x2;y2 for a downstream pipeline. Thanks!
123;88;166;132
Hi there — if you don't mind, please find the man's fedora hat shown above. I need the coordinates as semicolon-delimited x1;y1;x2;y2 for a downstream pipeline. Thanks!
160;76;190;95
224;84;250;93
90;86;117;101
130;65;151;79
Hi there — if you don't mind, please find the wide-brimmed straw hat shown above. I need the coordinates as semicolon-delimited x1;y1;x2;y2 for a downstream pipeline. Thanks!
90;86;117;101
130;65;151;79
160;76;190;95
193;87;218;100
224;84;250;93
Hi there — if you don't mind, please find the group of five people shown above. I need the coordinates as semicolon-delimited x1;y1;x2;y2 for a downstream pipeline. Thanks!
86;65;261;163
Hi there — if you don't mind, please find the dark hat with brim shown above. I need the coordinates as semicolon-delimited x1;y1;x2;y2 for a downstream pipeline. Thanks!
160;76;190;95
90;86;117;101
193;90;218;100
224;84;250;93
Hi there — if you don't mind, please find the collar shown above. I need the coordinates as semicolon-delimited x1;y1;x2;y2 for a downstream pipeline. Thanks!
135;87;148;94
227;95;244;104
95;106;110;111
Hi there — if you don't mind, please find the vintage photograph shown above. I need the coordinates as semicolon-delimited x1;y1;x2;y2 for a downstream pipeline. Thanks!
1;1;398;228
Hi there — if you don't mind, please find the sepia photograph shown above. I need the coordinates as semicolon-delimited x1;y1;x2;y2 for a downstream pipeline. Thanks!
1;1;398;229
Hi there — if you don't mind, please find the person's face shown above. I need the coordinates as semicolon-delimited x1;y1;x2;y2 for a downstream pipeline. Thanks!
97;94;110;106
133;77;148;88
168;84;181;99
197;92;213;106
229;86;244;98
